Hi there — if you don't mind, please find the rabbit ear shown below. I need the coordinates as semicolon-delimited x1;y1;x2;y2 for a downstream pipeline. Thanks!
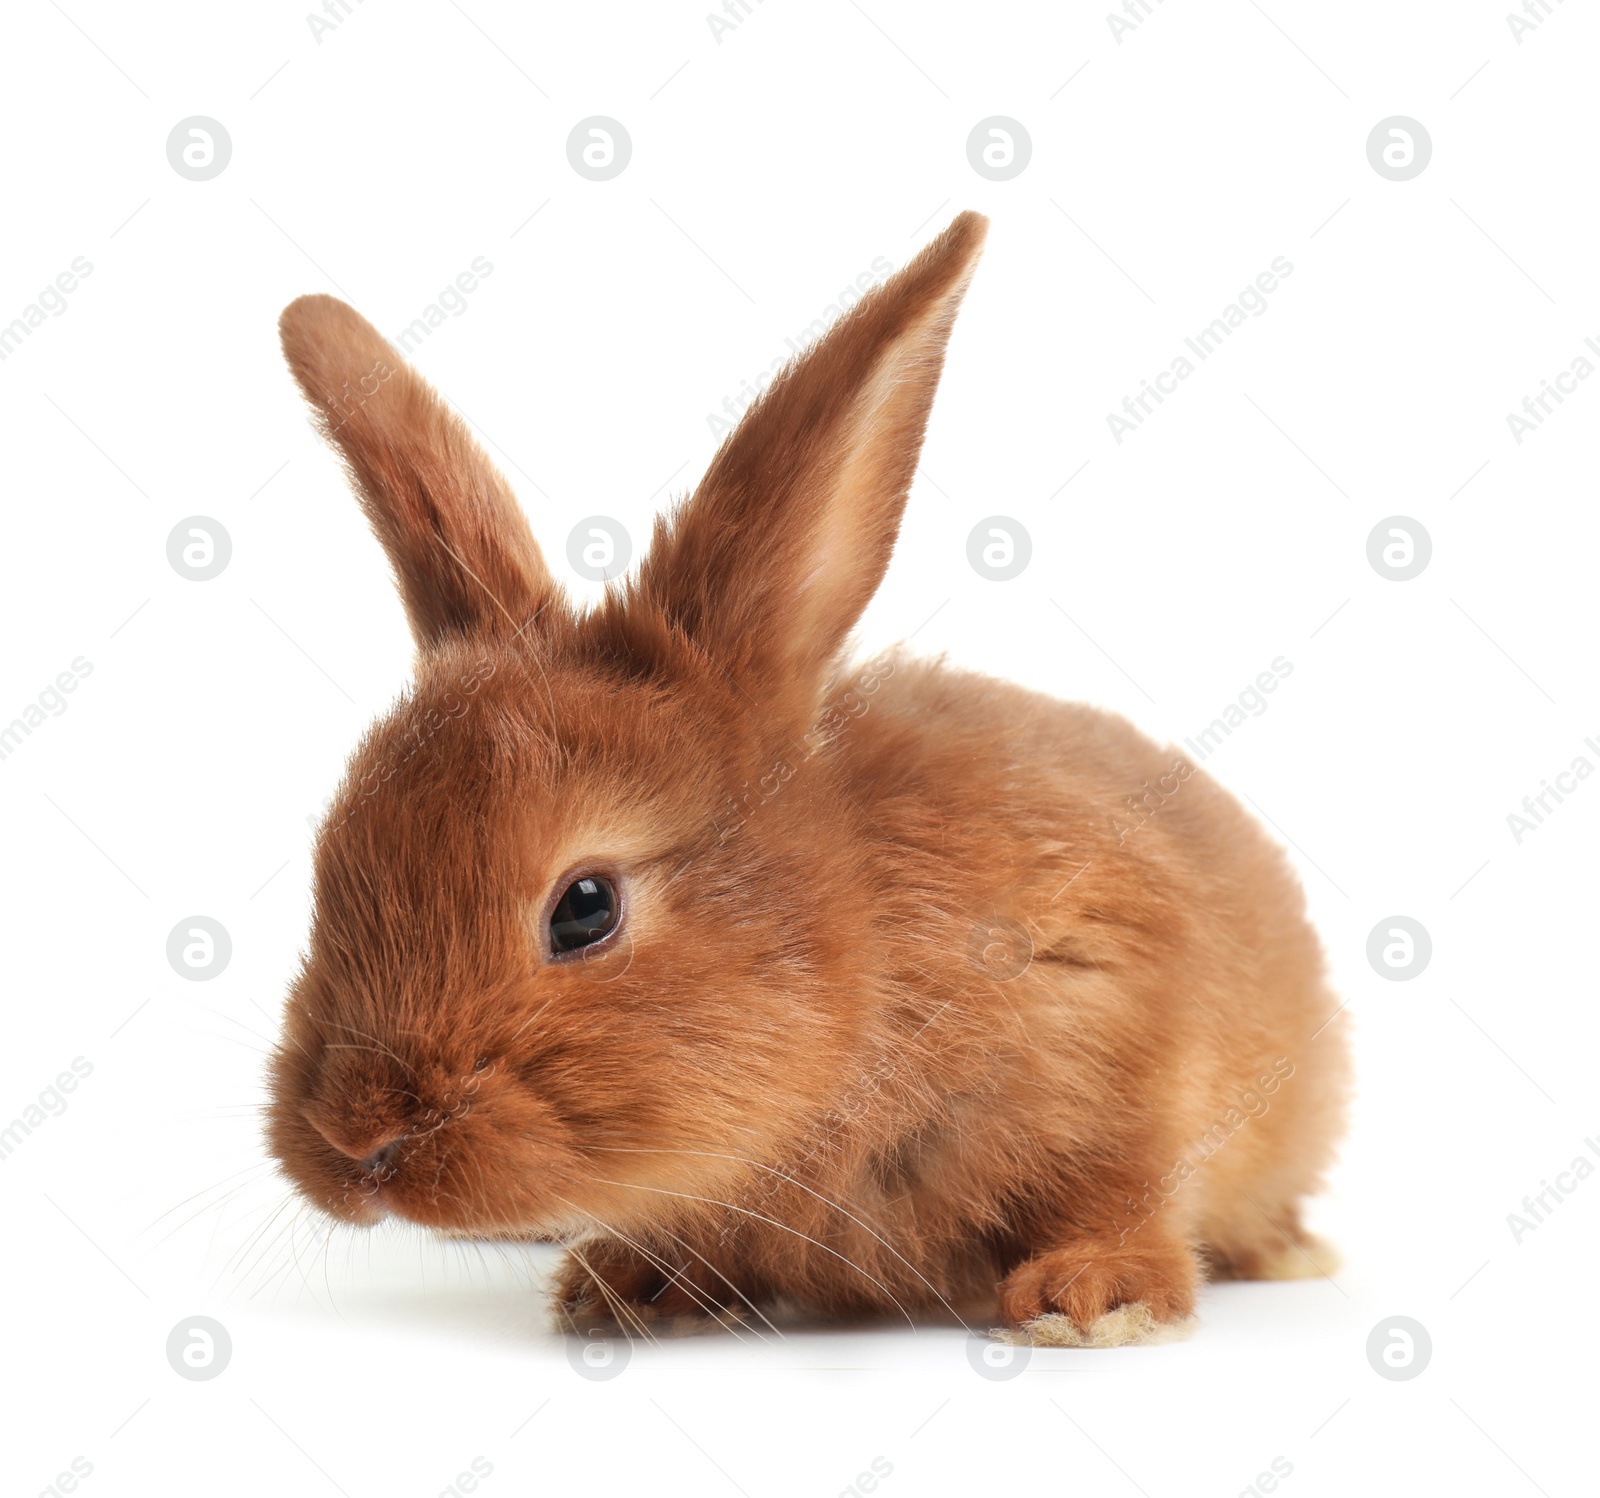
631;211;987;724
278;295;555;650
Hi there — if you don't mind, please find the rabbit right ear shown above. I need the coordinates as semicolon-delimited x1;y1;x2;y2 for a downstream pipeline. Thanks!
279;295;556;651
619;211;988;736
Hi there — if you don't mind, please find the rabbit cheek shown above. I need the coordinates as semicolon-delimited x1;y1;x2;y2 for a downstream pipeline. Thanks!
381;1078;588;1237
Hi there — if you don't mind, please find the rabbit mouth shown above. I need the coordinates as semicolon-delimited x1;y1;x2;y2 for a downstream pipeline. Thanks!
312;1140;569;1239
339;1182;393;1226
331;1171;460;1230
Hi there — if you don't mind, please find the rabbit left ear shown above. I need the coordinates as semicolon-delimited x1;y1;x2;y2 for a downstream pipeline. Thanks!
623;212;988;727
279;294;556;651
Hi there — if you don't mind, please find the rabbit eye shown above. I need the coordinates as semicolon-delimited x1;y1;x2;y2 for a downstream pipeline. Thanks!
549;875;619;955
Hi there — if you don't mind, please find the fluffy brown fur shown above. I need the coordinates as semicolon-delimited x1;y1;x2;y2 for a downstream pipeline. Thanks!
266;211;1348;1342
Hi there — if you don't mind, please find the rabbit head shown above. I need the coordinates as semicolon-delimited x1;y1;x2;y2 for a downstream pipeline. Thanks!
265;213;988;1239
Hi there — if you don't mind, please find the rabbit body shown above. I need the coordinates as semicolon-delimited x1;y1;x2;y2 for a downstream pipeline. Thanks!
267;210;1347;1341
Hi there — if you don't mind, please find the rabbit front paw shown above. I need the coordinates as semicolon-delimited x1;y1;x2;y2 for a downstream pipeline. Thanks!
998;1235;1198;1345
549;1238;748;1335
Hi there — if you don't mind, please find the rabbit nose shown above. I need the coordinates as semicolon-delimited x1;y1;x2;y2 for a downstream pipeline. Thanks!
308;1115;405;1173
357;1137;402;1175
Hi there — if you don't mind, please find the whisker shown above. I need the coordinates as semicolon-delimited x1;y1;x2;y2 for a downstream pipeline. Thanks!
140;1160;276;1238
585;1176;918;1329
192;1030;273;1057
645;1218;790;1342
238;1211;302;1299
591;1144;969;1332
148;1169;277;1248
186;1001;279;1049
503;996;555;1048
563;1243;657;1344
552;1197;762;1343
321;1019;410;1071
218;1188;302;1289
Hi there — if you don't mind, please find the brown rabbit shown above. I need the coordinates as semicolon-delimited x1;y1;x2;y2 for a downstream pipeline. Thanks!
266;211;1347;1344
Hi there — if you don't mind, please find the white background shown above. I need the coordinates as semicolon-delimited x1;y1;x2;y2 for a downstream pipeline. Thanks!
2;1;1596;1494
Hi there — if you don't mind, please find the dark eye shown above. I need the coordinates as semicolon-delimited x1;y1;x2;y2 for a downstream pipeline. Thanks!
549;875;620;954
